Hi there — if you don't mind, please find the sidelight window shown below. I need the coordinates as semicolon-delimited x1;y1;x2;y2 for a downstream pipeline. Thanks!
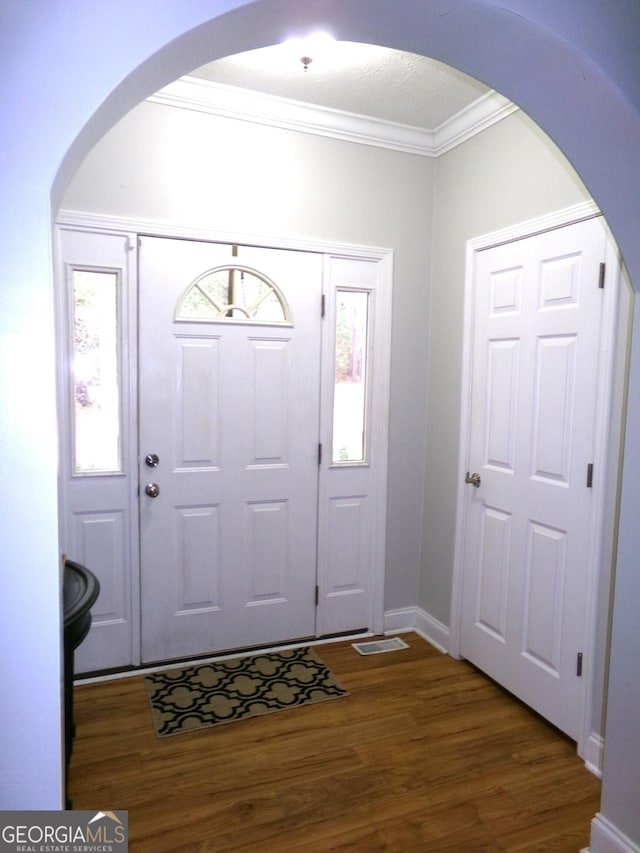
70;267;122;474
332;289;370;463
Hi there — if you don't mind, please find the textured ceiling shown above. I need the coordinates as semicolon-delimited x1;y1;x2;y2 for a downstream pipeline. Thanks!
190;41;490;131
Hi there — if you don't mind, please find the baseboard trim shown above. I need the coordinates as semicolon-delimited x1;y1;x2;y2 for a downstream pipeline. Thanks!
588;813;640;853
584;733;605;778
384;607;449;654
383;607;416;633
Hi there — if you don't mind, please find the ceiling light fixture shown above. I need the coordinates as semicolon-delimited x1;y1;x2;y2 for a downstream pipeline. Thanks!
283;31;336;72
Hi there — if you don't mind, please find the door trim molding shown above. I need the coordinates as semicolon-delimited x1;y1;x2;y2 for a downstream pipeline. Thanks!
449;200;628;769
56;209;393;661
56;209;394;263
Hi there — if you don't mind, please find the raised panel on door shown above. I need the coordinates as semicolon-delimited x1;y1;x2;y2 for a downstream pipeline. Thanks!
244;500;289;603
531;335;576;483
322;495;370;633
522;521;567;674
71;509;131;672
247;338;290;464
177;337;221;466
485;339;519;471
176;505;221;612
475;506;511;643
538;252;581;309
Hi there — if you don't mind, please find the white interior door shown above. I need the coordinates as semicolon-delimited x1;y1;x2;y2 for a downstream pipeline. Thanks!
460;216;608;739
138;237;323;663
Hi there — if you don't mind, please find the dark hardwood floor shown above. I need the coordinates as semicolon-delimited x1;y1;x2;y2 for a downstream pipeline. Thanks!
69;633;600;851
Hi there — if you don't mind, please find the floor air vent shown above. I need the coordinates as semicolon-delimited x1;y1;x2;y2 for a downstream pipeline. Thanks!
352;637;409;655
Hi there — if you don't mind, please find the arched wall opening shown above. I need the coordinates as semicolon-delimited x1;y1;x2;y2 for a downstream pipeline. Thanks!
56;7;625;772
53;8;640;847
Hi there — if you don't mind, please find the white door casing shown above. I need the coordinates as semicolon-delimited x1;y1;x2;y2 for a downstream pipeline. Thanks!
451;205;625;751
56;214;392;672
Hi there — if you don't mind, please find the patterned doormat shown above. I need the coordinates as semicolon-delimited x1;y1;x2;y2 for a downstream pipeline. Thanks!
144;646;348;737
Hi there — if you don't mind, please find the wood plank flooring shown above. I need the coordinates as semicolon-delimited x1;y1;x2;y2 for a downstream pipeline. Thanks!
69;634;600;851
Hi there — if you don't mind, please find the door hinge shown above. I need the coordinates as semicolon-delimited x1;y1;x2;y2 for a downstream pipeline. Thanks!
598;262;606;289
321;293;326;318
586;463;594;488
318;443;322;465
315;585;319;606
577;652;583;677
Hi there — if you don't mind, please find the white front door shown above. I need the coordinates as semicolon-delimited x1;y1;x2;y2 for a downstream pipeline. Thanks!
459;216;608;739
138;237;323;663
57;220;391;673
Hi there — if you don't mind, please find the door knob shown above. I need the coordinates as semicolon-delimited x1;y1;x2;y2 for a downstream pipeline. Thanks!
145;453;160;467
145;483;160;498
465;471;481;488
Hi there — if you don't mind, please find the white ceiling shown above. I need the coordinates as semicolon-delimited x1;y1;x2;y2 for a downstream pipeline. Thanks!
190;40;491;131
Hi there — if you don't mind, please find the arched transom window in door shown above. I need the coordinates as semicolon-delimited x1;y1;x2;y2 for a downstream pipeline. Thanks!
176;264;292;324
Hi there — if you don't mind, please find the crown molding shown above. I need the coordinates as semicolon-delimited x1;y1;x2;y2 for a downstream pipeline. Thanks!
147;76;517;158
432;90;518;156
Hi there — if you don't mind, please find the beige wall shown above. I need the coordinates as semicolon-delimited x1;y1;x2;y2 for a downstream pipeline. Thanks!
422;109;592;622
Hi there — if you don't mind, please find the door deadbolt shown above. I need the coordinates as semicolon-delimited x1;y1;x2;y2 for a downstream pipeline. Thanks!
145;483;160;498
465;471;481;488
145;453;160;467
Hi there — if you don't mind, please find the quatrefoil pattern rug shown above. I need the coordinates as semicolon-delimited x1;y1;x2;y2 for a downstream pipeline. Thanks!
144;646;348;737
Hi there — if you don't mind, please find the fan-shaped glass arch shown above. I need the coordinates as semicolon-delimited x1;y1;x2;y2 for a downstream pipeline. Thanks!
176;264;291;324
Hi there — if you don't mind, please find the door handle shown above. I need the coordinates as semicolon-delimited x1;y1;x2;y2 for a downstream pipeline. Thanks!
145;483;160;498
465;471;481;488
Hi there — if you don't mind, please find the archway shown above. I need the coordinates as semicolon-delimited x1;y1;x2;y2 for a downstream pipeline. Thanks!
53;10;639;850
57;19;625;766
